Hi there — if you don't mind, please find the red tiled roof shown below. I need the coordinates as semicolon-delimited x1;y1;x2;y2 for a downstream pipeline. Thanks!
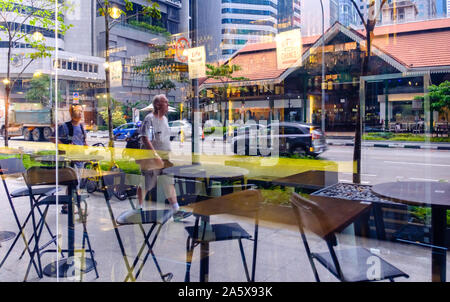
373;29;450;68
203;19;450;86
371;18;450;36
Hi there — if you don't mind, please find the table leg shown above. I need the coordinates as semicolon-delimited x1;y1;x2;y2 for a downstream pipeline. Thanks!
43;185;95;278
431;206;447;282
199;217;210;282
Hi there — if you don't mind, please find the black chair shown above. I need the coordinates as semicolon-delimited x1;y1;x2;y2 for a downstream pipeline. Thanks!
290;193;409;282
22;166;98;281
102;172;173;282
185;188;261;282
0;158;63;275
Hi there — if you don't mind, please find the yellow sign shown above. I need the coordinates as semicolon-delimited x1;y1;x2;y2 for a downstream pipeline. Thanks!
187;46;206;79
276;29;302;69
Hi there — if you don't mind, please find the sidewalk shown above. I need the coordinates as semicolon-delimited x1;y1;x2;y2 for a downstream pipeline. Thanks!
327;138;450;150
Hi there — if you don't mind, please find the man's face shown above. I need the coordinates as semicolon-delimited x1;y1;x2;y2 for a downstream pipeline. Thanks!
71;106;83;122
157;98;169;115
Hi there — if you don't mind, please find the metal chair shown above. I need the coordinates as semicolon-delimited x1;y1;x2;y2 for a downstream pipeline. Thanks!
0;158;63;275
290;193;409;282
102;172;173;282
184;188;261;282
22;166;98;281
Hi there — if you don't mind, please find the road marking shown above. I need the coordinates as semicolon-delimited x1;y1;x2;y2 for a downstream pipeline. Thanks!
342;172;377;177
408;177;440;182
384;161;450;167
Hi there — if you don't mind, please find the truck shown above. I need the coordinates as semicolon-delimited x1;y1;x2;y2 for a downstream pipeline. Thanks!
0;103;71;142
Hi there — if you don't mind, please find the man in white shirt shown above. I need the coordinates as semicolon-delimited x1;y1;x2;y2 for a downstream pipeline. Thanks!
137;94;191;221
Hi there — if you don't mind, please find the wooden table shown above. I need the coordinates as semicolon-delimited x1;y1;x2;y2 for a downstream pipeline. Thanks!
372;181;450;282
164;164;249;282
272;170;339;192
188;189;372;282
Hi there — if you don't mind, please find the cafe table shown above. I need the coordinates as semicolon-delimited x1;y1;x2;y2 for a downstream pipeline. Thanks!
33;154;104;167
163;164;249;195
272;170;339;192
163;164;249;282
372;181;450;282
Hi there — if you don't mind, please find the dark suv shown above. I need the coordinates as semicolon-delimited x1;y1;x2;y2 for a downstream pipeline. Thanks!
232;122;327;157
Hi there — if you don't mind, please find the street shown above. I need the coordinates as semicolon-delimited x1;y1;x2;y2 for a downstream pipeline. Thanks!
2;134;449;186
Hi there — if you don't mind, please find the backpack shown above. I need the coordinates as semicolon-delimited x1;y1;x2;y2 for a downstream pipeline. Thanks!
62;121;86;145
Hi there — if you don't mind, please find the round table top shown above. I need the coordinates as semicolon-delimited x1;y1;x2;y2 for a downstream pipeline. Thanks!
163;164;249;180
372;181;450;207
34;155;104;163
0;148;23;155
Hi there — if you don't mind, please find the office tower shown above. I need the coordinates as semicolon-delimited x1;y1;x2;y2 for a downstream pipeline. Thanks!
301;0;339;36
278;0;302;32
221;0;278;56
338;0;359;27
95;0;184;103
381;0;419;24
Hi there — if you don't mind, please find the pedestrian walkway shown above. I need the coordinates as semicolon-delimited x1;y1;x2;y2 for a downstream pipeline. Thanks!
327;138;450;150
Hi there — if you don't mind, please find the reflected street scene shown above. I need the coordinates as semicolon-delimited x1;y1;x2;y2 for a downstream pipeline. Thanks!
0;0;449;283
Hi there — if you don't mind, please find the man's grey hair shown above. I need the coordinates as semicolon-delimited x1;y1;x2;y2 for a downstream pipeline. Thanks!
152;94;167;114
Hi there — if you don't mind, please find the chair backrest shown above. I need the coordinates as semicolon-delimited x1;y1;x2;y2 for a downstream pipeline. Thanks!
290;192;336;242
102;171;126;200
24;166;78;187
0;158;26;176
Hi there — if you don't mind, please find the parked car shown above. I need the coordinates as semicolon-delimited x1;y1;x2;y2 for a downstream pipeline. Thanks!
113;122;140;140
203;119;223;129
168;120;203;141
232;122;327;157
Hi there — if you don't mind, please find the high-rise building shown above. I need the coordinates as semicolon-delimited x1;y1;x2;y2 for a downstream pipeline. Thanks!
278;0;302;32
220;0;278;57
397;0;436;20
448;0;450;16
382;0;419;24
0;1;105;109
435;0;447;16
301;0;339;36
338;0;359;27
95;0;184;103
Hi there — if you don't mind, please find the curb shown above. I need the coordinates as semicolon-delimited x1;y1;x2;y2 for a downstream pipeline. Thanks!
327;141;449;150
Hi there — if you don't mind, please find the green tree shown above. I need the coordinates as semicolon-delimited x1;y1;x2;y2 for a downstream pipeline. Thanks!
134;43;189;95
204;64;249;126
99;108;127;128
349;0;388;184
26;74;62;107
415;81;450;122
96;0;161;147
0;0;71;146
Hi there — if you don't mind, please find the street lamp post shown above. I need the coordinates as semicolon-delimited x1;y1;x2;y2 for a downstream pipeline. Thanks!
320;0;326;133
191;0;200;162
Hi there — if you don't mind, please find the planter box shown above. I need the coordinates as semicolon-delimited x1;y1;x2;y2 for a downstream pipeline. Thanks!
311;183;419;242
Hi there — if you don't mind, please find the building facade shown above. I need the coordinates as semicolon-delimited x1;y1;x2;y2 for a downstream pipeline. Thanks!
382;0;419;24
277;0;302;32
0;0;106;126
301;0;339;36
95;0;186;107
220;0;278;57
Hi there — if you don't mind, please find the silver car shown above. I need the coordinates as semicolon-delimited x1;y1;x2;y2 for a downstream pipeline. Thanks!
168;120;203;141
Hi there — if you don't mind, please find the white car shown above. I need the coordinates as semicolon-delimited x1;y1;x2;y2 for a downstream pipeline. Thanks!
168;120;203;141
